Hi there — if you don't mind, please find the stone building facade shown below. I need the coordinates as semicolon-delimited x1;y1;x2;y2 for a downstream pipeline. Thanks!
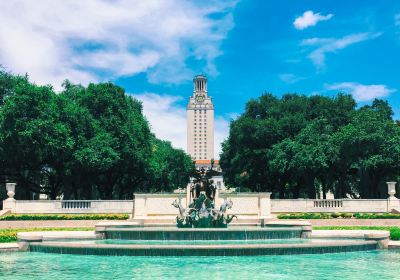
186;75;214;161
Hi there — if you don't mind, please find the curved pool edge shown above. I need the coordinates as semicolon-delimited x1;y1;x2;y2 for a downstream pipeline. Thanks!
28;239;378;256
14;224;391;256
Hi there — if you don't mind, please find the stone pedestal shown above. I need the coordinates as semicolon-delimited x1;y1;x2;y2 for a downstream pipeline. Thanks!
259;192;272;219
3;183;16;212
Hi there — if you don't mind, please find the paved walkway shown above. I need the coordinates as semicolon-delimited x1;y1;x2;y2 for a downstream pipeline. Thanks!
0;220;100;229
1;219;400;229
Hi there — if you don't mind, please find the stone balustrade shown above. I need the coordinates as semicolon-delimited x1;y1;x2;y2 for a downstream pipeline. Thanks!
2;200;133;214
1;181;399;217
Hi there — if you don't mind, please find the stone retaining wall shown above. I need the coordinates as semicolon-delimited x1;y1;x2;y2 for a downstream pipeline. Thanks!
2;219;400;229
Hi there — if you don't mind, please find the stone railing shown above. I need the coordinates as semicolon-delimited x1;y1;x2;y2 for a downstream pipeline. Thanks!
313;199;343;208
271;199;399;213
3;200;133;214
61;201;92;209
1;182;400;216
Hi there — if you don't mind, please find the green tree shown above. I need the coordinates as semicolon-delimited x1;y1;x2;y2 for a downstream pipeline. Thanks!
220;92;399;199
148;138;194;192
0;72;194;200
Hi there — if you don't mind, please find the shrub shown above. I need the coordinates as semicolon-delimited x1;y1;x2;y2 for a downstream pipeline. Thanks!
331;212;341;218
0;231;17;243
0;213;129;221
277;213;331;219
353;213;400;219
278;212;400;219
340;213;353;219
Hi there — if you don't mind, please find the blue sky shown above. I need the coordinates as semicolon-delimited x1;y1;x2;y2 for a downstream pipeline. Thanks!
0;0;399;157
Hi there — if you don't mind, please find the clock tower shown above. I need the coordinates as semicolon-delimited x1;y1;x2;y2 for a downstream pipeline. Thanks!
187;75;214;161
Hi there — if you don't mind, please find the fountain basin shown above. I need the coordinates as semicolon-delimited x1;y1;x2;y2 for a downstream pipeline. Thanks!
28;239;378;256
16;221;390;256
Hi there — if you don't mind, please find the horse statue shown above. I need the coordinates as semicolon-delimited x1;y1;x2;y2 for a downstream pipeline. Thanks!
172;199;191;227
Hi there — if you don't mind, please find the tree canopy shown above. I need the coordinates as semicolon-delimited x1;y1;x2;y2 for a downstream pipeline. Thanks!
0;70;194;199
220;93;400;199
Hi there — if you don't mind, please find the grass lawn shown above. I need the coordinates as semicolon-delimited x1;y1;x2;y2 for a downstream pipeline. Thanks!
314;226;400;240
0;227;94;243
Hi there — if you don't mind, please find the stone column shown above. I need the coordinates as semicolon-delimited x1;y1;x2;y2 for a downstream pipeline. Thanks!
259;192;272;223
214;187;220;208
132;194;146;225
186;184;191;208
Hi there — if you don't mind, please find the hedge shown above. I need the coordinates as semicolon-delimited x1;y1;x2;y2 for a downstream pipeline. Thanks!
0;227;93;243
0;213;129;221
277;213;400;219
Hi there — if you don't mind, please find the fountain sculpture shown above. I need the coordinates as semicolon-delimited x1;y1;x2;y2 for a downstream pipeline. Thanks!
173;166;236;228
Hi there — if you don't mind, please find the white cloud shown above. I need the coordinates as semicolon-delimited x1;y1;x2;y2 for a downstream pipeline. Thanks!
302;32;381;69
133;92;230;159
293;11;333;30
279;73;305;84
214;116;230;158
327;82;396;102
0;0;236;89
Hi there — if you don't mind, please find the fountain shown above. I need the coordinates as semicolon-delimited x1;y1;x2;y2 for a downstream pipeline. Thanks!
172;167;236;228
13;165;390;256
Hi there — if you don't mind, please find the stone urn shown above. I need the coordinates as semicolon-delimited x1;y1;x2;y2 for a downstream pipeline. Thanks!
6;183;16;200
387;182;397;200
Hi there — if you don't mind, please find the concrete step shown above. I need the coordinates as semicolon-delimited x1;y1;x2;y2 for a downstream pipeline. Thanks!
0;209;10;217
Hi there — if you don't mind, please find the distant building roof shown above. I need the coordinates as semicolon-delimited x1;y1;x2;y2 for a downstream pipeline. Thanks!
195;160;219;165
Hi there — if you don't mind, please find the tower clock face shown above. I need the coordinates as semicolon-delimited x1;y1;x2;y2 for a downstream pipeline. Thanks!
195;95;205;103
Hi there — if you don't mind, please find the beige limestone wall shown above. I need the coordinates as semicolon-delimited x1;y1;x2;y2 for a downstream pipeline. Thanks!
132;192;272;221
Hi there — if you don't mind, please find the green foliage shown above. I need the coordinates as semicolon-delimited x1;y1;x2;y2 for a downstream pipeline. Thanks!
278;212;400;219
0;71;194;199
0;227;93;243
0;213;129;220
220;92;400;199
277;213;333;219
314;226;400;240
149;139;195;192
353;213;400;219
